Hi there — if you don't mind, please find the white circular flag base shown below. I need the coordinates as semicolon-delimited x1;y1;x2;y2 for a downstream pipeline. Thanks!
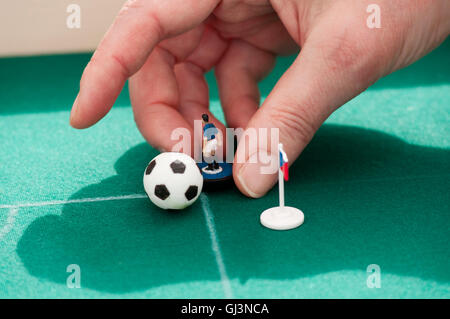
260;206;304;230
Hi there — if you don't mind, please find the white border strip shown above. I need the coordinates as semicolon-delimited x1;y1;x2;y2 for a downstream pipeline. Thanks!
0;194;148;209
200;194;233;298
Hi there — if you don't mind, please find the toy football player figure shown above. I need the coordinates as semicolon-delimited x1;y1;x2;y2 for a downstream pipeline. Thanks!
201;114;220;171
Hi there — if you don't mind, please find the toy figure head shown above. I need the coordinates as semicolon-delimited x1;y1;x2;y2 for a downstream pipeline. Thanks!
202;113;209;125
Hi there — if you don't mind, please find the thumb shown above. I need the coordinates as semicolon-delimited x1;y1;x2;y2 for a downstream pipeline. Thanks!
233;36;383;198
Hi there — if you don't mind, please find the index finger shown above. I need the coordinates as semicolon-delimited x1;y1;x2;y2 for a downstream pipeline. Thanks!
70;0;219;129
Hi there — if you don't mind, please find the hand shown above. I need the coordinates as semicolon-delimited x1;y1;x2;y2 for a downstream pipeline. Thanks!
69;0;450;197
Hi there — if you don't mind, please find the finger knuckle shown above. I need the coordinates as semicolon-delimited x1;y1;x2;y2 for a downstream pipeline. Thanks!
270;103;317;145
118;0;164;39
324;31;363;72
119;0;143;16
111;52;133;78
317;26;388;86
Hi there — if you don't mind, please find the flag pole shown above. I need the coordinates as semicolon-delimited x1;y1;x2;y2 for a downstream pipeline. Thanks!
278;143;285;209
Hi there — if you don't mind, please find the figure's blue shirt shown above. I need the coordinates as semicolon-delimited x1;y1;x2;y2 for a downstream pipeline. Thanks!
203;123;218;140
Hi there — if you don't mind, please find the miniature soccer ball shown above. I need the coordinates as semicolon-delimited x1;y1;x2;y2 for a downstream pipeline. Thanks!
143;152;203;210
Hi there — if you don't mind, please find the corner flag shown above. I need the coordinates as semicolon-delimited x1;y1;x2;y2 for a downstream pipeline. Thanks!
279;144;289;181
260;142;304;231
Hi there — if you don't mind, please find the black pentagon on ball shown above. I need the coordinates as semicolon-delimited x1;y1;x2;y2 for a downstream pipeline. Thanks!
145;160;156;175
185;185;198;201
170;160;186;174
154;184;170;200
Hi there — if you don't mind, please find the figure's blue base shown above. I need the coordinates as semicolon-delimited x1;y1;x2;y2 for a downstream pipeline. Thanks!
197;162;233;182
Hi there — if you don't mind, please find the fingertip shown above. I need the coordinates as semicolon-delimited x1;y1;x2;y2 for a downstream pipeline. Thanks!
232;152;278;199
69;95;82;129
69;95;103;129
69;98;91;129
233;168;266;199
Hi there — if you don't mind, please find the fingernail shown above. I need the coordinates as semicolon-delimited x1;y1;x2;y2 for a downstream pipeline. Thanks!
237;150;278;198
69;94;79;127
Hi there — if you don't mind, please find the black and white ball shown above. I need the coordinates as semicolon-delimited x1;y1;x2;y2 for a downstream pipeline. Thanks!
143;152;203;210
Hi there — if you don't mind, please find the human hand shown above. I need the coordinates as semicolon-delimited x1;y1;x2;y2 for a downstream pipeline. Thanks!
69;0;450;197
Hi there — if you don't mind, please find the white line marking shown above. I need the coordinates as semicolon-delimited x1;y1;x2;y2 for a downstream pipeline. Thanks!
0;207;19;241
0;194;148;209
200;194;233;299
0;174;445;209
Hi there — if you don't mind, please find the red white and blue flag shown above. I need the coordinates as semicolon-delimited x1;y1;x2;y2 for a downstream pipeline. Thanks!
279;144;289;181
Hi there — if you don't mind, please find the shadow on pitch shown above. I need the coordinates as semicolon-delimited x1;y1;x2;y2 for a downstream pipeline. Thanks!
17;124;450;294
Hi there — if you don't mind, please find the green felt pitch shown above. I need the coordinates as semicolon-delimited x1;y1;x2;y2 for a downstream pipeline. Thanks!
0;39;449;298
